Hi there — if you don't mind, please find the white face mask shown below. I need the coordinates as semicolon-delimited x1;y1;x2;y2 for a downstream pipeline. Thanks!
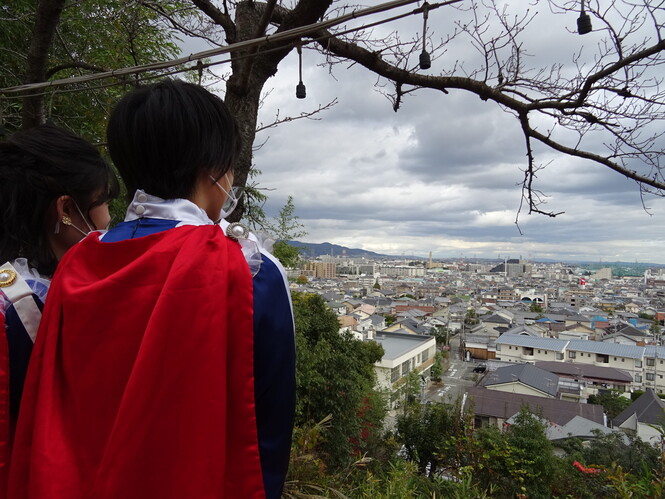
59;201;97;237
211;174;241;220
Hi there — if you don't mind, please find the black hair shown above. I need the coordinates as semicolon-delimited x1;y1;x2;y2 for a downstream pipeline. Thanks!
0;124;120;276
107;79;242;200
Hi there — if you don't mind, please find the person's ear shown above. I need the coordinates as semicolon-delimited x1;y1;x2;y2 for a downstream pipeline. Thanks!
54;195;75;221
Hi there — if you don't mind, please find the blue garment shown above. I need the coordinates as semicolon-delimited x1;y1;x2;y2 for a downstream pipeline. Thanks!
104;217;296;499
1;262;50;422
4;296;42;420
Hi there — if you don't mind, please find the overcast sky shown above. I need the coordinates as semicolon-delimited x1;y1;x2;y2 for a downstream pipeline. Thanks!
187;0;665;264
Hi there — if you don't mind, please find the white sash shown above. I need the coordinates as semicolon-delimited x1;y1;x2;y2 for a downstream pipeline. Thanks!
0;262;41;343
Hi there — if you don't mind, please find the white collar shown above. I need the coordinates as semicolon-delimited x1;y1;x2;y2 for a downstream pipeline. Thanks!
124;189;215;226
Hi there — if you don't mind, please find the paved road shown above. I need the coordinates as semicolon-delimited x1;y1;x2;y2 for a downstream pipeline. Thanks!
425;356;478;404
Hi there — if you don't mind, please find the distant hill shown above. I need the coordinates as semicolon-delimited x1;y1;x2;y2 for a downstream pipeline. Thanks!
287;241;390;259
285;241;665;267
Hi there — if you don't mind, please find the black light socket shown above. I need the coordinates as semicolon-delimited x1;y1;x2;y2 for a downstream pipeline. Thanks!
577;12;592;34
419;50;431;70
296;81;306;99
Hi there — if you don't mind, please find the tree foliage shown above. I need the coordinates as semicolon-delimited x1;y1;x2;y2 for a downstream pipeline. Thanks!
432;326;451;346
581;430;661;475
396;398;474;476
1;0;181;141
292;292;386;470
588;390;632;420
464;309;480;326
530;302;544;313
269;195;306;268
430;351;443;382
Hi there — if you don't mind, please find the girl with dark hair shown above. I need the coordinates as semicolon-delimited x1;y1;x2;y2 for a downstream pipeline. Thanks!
0;124;118;433
8;81;294;499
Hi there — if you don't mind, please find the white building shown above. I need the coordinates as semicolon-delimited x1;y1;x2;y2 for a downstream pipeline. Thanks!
372;332;436;393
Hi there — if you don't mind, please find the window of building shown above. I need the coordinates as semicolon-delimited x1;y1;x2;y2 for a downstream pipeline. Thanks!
647;373;655;381
614;357;617;361
569;351;576;359
391;367;401;383
621;358;624;362
523;347;534;356
635;374;643;383
635;360;643;368
401;360;411;376
496;344;501;351
647;358;655;367
422;349;429;363
538;350;541;354
556;353;564;360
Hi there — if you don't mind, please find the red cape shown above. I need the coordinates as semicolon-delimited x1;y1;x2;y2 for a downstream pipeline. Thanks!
7;226;265;499
0;312;9;493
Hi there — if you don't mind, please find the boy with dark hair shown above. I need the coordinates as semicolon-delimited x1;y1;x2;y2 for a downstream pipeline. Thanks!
9;80;295;499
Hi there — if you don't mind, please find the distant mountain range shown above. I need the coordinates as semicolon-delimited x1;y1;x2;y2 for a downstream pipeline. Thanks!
287;241;665;267
287;241;391;259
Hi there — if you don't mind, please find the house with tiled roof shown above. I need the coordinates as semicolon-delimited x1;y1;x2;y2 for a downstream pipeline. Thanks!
480;364;559;398
613;389;665;446
383;317;432;336
535;360;633;398
466;386;605;429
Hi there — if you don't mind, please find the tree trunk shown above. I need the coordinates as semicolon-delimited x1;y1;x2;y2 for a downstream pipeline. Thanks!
21;0;66;129
222;0;333;221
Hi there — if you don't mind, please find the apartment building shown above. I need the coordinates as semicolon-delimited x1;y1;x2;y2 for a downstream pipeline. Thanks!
373;332;436;393
496;333;665;394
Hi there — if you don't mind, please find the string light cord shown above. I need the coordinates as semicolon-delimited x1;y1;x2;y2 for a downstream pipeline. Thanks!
0;0;461;97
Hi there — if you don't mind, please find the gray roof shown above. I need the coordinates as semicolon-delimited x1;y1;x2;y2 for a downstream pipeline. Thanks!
481;364;559;396
482;313;512;324
372;331;434;361
394;317;431;335
496;333;568;352
504;324;544;336
367;314;385;326
613;389;665;426
534;361;633;383
643;345;665;358
546;415;614;441
567;340;644;359
466;387;605;425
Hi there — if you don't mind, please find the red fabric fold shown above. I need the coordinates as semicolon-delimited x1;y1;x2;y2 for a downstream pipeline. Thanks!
0;313;9;497
8;226;264;499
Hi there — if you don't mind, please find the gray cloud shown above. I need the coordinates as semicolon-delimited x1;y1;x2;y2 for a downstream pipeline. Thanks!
242;1;665;263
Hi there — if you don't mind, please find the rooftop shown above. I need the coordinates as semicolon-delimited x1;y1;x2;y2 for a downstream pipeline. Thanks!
372;331;434;361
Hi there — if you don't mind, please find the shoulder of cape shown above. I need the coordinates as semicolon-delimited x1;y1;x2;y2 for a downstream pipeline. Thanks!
53;225;247;285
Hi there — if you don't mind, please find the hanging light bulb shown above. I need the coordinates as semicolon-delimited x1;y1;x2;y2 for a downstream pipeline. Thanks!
577;0;592;35
296;44;306;99
419;2;431;70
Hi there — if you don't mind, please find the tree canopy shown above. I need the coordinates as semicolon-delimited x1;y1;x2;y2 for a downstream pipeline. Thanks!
0;0;181;141
292;292;386;469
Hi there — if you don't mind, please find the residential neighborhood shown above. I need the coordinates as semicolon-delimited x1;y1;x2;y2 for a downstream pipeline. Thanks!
291;252;665;446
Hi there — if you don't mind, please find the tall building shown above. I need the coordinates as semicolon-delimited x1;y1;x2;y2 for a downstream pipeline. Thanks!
303;261;336;278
